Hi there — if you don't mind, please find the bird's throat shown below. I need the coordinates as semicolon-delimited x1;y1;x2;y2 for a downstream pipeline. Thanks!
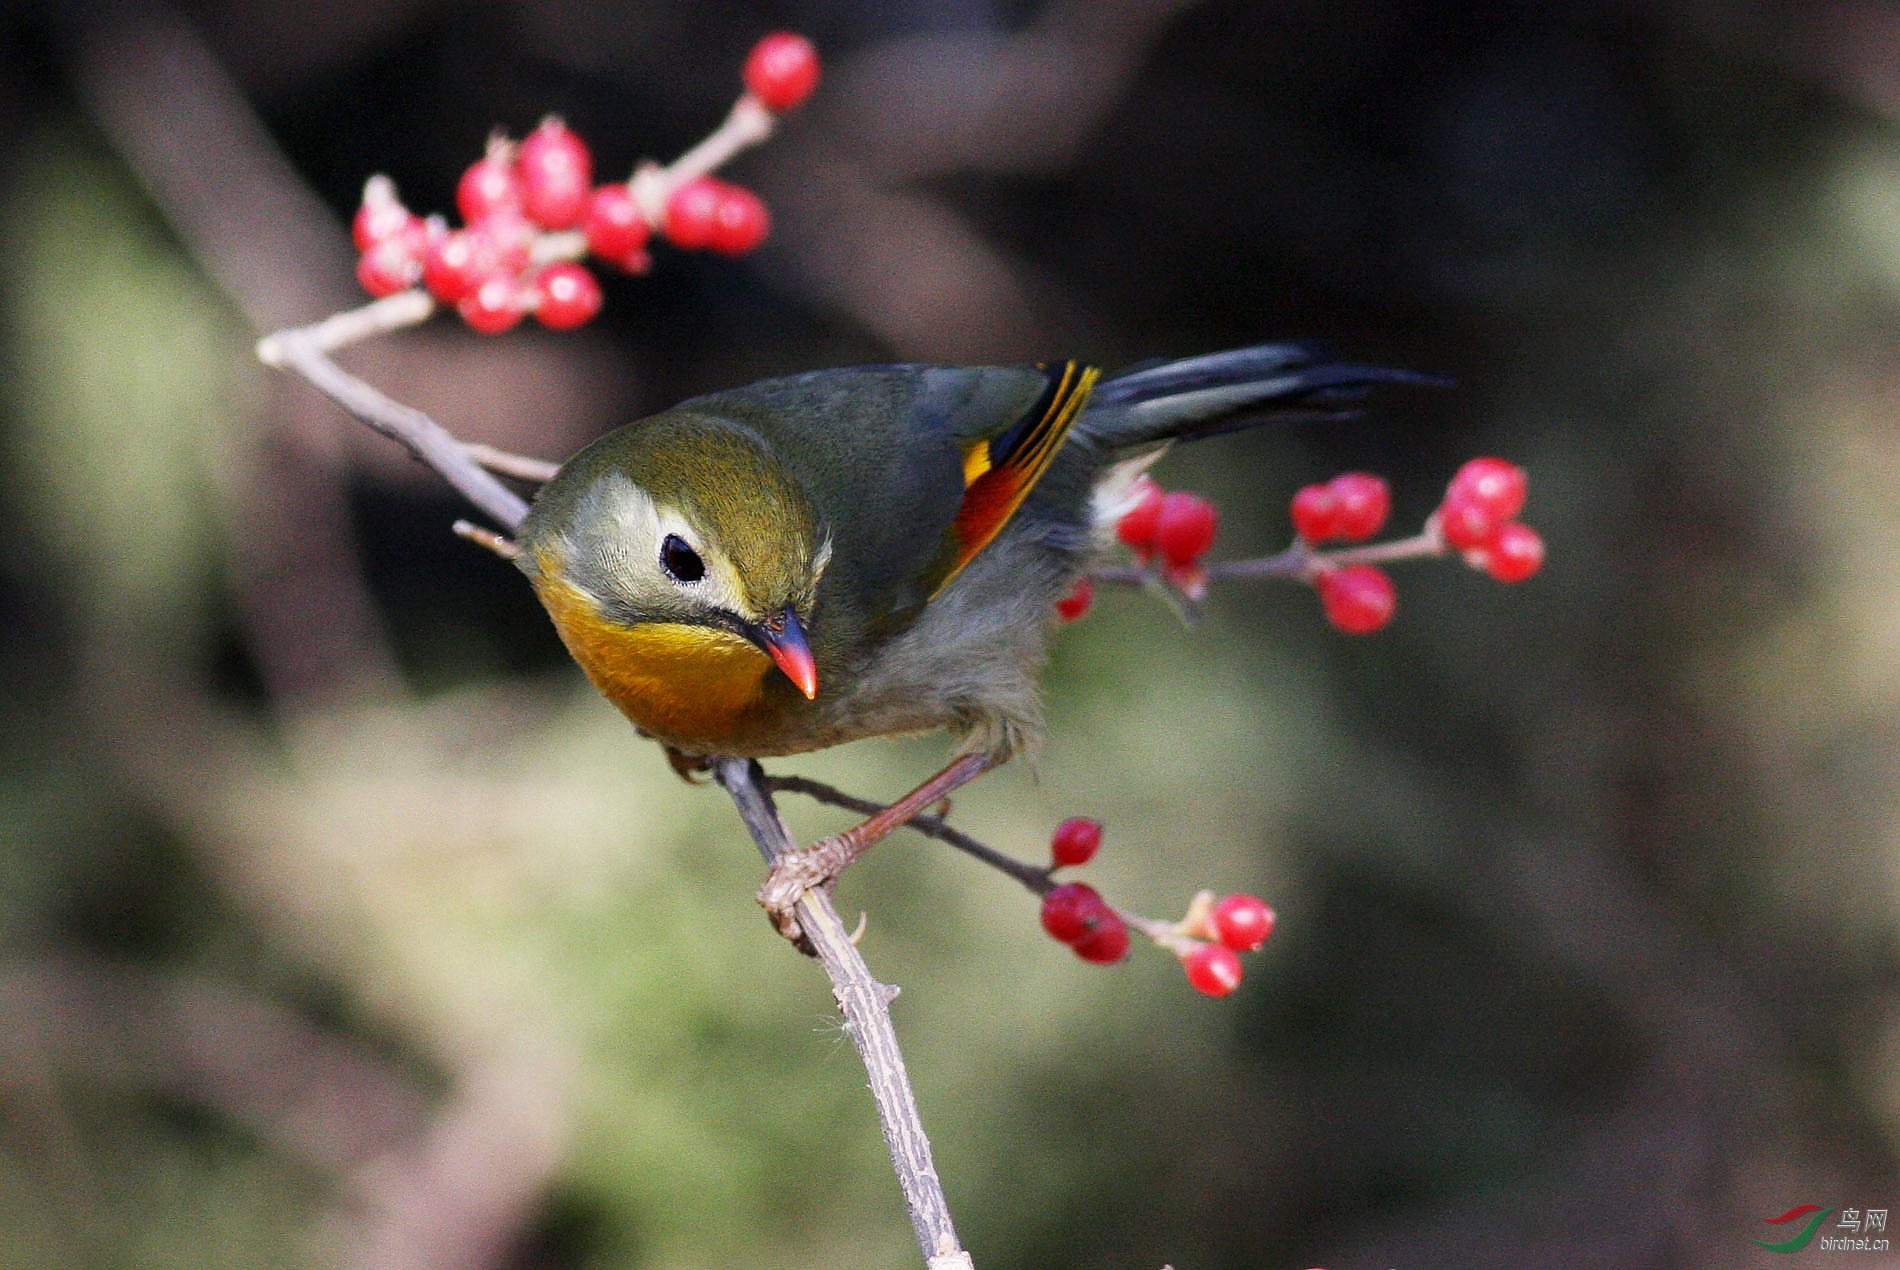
535;577;774;748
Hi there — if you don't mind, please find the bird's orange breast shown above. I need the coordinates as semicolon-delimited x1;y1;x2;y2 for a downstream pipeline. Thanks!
532;574;772;749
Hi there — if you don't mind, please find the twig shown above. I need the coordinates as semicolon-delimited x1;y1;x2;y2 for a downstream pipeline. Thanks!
1091;531;1450;588
767;773;1053;895
715;759;974;1270
768;773;1233;972
452;520;521;560
629;96;778;225
258;326;529;531
254;289;436;361
462;443;563;484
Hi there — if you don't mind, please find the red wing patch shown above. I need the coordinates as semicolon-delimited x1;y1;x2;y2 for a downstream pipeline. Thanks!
938;361;1099;593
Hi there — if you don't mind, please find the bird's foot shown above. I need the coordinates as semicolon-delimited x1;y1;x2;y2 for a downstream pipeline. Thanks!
758;833;857;944
755;753;995;949
664;748;713;784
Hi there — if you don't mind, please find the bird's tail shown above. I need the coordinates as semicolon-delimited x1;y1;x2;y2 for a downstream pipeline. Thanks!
1080;342;1444;450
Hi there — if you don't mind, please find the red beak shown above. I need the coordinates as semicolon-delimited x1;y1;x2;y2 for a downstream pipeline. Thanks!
758;606;818;699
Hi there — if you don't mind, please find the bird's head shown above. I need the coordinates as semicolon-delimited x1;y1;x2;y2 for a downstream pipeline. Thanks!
518;413;829;706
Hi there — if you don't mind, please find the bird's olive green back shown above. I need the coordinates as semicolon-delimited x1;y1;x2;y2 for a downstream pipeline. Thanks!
696;366;1054;619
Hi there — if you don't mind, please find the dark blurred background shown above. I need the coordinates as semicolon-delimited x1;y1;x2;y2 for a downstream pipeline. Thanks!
2;1;1896;1266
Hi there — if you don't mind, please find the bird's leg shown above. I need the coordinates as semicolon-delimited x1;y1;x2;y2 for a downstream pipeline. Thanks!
759;751;993;939
664;747;713;784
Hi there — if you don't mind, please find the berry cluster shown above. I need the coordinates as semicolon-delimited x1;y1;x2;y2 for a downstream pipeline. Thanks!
1034;817;1276;997
1289;471;1391;543
1116;479;1220;598
1040;881;1129;964
1056;458;1544;635
1288;471;1401;634
1431;457;1544;583
1289;459;1542;635
1179;893;1276;997
350;32;821;333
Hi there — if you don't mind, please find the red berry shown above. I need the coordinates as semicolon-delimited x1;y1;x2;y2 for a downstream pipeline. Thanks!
743;31;821;112
353;189;417;252
584;183;651;260
477;210;537;271
707;182;771;255
1049;817;1103;867
1054;575;1093;622
1116;481;1165;553
1477;520;1544;583
1071;912;1130;963
457;275;524;334
422;229;493;303
1289;482;1340;542
663;177;723;249
1328;472;1390;541
605;247;652;274
531;262;602;329
1182;943;1244;996
355;238;421;297
1154;492;1218;566
1040;881;1109;943
1316;564;1396;634
1209;893;1275;952
1446;457;1528;523
1436;491;1499;550
517;118;593;229
457;151;522;224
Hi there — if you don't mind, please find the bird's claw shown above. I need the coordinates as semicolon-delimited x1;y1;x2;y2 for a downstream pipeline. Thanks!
664;748;714;784
758;833;855;948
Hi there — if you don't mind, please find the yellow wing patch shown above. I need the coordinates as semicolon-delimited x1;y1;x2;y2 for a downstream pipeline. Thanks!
941;361;1099;592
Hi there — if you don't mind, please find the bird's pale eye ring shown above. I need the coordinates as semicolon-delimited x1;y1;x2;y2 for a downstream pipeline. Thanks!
660;533;707;584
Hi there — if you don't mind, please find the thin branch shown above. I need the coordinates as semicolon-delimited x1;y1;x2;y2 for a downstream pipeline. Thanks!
462;443;562;484
767;773;1053;895
629;96;779;224
768;773;1228;969
255;290;436;362
452;520;521;560
715;759;974;1270
259;327;530;532
1093;530;1451;587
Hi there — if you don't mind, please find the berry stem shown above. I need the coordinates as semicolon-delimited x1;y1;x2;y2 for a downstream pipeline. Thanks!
460;442;562;484
1214;528;1448;579
1092;528;1449;588
254;288;435;364
528;229;589;264
629;95;778;226
1122;910;1199;957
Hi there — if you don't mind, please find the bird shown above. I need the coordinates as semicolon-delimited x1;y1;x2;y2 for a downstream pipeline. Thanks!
511;343;1432;923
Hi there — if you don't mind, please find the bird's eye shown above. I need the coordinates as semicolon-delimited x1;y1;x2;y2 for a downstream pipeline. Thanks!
660;534;706;583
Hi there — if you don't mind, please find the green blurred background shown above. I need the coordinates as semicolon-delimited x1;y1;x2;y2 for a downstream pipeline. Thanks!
2;1;1896;1266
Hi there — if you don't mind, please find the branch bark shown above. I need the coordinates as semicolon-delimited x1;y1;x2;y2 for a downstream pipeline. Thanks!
716;759;973;1270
